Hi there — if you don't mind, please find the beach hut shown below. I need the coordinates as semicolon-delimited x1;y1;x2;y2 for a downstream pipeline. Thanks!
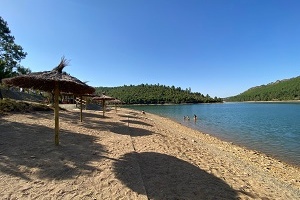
2;57;95;145
92;93;115;117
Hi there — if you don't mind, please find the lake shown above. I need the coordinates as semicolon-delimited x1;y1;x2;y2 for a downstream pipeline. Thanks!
127;102;300;167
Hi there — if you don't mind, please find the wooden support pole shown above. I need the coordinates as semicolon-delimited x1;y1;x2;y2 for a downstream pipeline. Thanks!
127;115;129;127
102;100;105;117
54;82;60;146
80;95;83;122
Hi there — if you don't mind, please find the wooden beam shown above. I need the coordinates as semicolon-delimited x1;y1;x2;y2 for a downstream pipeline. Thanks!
54;82;60;145
80;95;83;122
102;100;105;117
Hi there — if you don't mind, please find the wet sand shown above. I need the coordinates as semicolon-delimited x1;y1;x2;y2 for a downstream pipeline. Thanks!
0;107;299;199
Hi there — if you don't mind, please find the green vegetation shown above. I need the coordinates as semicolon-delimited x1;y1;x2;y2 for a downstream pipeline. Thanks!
0;98;52;115
0;16;30;81
95;84;222;104
226;76;300;102
1;16;31;99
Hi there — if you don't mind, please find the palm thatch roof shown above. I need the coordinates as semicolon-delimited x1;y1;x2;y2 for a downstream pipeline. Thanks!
92;93;115;117
2;57;95;94
92;94;115;101
2;57;95;146
109;99;122;104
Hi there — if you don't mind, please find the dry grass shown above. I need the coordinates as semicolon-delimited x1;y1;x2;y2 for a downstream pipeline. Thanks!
0;99;52;114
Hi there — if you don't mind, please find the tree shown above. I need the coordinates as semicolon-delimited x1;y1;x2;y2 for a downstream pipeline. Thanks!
0;16;29;99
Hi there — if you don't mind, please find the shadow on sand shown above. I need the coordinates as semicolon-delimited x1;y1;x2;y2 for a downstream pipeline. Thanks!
113;152;238;200
57;111;154;137
0;116;106;181
118;114;139;119
120;119;153;127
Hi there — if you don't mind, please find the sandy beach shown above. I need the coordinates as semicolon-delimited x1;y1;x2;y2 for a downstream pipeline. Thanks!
0;107;299;199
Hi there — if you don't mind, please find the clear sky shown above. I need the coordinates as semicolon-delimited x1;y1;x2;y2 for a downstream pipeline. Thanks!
1;0;300;97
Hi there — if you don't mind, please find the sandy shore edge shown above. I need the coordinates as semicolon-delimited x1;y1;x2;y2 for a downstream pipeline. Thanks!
0;107;299;199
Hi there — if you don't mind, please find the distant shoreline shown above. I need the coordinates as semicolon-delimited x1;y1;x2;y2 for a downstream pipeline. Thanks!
224;100;300;103
122;102;224;106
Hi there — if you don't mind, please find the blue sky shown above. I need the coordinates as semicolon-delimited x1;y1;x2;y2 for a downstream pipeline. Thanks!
1;0;300;97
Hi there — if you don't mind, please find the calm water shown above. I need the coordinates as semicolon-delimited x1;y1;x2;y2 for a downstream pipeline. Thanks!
127;103;300;167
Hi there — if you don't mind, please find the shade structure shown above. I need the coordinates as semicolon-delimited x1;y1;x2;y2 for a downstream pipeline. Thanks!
109;99;122;104
2;57;95;145
109;99;122;113
92;94;115;117
2;60;95;94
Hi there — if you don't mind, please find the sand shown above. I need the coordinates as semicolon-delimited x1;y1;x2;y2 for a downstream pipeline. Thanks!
0;107;299;199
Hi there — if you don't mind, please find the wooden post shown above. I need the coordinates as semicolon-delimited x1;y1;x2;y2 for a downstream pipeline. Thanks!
54;82;60;145
102;100;105;117
127;115;129;127
80;95;83;122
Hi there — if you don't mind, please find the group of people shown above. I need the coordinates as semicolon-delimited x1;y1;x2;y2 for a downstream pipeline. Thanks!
141;109;198;122
184;114;197;121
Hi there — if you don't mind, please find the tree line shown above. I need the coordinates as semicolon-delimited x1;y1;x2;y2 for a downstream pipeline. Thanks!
226;76;300;102
95;84;222;104
0;16;30;99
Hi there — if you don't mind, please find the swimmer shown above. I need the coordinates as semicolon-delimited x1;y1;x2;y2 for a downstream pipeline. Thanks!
194;114;197;120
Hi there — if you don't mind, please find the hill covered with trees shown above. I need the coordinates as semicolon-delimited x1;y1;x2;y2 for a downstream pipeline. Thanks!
95;84;222;104
226;76;300;102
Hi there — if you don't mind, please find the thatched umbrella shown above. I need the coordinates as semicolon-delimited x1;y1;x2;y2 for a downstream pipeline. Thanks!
109;99;122;113
92;93;115;117
2;57;95;145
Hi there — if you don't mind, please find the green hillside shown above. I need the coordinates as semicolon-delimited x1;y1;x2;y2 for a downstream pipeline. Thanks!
227;76;300;101
95;84;222;104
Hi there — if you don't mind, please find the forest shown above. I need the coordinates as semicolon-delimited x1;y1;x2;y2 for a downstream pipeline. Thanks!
226;76;300;101
95;84;222;104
